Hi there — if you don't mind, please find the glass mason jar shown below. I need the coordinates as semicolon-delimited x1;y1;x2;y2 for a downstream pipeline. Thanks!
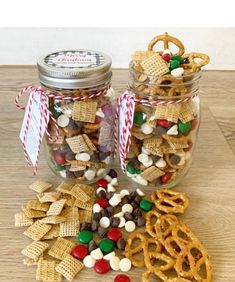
37;50;115;183
124;62;201;188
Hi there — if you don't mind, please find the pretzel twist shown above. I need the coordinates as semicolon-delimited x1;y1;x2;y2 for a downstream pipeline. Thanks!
182;52;210;73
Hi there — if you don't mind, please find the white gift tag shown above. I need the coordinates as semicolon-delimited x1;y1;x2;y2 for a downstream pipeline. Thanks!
19;90;49;167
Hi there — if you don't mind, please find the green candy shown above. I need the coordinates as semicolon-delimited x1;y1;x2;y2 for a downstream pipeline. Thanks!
99;239;114;253
78;230;93;244
134;112;146;125
49;104;62;119
170;55;184;64
136;169;143;174
140;199;153;211
126;163;136;175
54;164;64;171
169;60;180;70
178;120;191;135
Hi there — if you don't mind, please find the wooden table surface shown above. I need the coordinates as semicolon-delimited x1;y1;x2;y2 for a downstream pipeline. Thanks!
0;67;235;282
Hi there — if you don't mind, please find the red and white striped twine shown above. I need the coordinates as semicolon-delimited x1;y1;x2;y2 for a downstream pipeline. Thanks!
114;90;198;173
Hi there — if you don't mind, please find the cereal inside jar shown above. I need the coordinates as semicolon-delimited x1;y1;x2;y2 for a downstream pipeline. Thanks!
123;33;209;188
37;50;115;183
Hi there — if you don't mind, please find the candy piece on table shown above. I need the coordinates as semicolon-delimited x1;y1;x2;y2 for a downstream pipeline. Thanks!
141;123;153;134
96;198;109;209
90;248;103;260
119;258;132;272
98;226;108;237
93;203;102;213
124;212;133;221
84;168;96;181
114;274;131;282
97;179;109;189
116;238;126;250
83;255;96;268
161;172;172;183
104;175;112;182
91;219;99;232
122;204;133;214
136;188;145;197
99;217;110;228
107;183;116;193
167;124;178;135
133;112;146;125
110;217;121;228
171;67;184;77
136;216;146;227
94;259;110;274
78;230;93;244
114;212;124;218
155;158;167;168
118;217;126;228
169;60;180;70
103;251;116;260
75;152;91;161
178;120;191;135
139;199;153;211
88;240;98;253
132;175;148;186
71;245;88;260
109;194;122;207
57;114;70;127
162;53;171;62
80;222;91;231
120;189;130;198
54;152;66;165
107;228;122;242
108;169;118;178
157;119;172;128
97;187;106;195
110;256;120;271
54;164;64;171
125;221;136;233
110;177;118;186
99;239;114;253
126;163;136;175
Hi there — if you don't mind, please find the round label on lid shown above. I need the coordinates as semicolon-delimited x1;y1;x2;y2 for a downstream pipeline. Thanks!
44;50;105;69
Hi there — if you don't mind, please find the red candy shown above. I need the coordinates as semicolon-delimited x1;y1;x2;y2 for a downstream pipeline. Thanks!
161;173;172;184
71;245;88;260
162;53;171;62
94;259;110;274
184;141;193;152
191;118;197;130
107;228;122;242
96;198;109;208
96;179;109;189
157;119;172;128
114;274;131;282
95;116;101;124
54;152;66;165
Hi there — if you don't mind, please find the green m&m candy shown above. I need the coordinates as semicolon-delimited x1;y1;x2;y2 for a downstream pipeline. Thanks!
99;239;114;253
134;112;146;125
54;164;64;171
126;163;136;175
140;199;153;211
169;60;180;70
135;169;143;174
178;120;191;135
170;55;184;64
49;104;61;119
78;230;93;244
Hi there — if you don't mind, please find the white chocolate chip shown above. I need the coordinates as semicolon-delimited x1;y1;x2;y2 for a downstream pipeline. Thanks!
114;212;124;218
97;168;106;176
110;177;118;186
171;67;184;78
59;170;66;178
84;168;96;181
119;189;130;198
110;256;120;271
135;175;148;186
155;158;167;168
141;123;153;135
103;251;116;260
109;194;122;207
96;108;105;118
107;183;116;193
141;146;150;155
75;152;91;161
99;217;110;228
167;125;178;136
142;158;153;168
90;248;103;260
138;153;149;164
119;258;132;272
125;221;136;232
102;156;111;164
126;172;136;178
122;204;133;214
83;255;96;268
136;188;145;197
93;203;102;213
118;217;126;228
57;114;70;128
96;187;106;195
104;175;112;182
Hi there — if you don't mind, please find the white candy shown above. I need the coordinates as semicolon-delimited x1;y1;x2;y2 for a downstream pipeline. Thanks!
122;204;133;214
136;188;145;197
120;189;130;197
103;156;111;164
109;194;122;207
119;258;132;272
149;116;156;121
167;125;178;136
171;67;184;78
155;158;167;168
96;187;106;195
93;203;102;213
110;256;120;271
142;158;153;168
126;172;136;178
99;217;110;228
107;183;116;193
125;221;136;232
110;177;118;186
118;217;126;228
163;49;171;55
61;104;73;117
83;255;96;268
96;108;105;118
177;157;186;166
114;212;124;218
57;114;70;127
103;251;116;260
135;175;148;186
138;153;149;164
141;146;150;155
84;169;96;181
141;123;153;135
104;175;112;182
90;248;103;260
97;168;106;176
75;152;90;161
59;170;66;178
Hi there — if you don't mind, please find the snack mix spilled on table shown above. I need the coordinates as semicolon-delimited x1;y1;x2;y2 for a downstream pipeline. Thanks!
15;169;212;281
125;32;209;187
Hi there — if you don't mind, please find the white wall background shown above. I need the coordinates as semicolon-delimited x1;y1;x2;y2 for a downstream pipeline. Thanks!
0;28;234;70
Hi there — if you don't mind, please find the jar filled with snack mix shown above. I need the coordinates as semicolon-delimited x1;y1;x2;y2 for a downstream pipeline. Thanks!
119;33;209;188
37;50;115;183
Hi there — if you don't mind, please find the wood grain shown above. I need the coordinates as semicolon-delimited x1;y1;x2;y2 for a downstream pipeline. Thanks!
0;67;235;282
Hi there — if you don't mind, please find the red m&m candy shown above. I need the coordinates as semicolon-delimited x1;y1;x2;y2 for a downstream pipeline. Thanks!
114;274;131;282
96;198;109;208
71;245;88;260
107;228;122;242
97;179;108;189
94;259;110;274
162;53;171;62
161;173;172;184
157;119;172;128
191;118;197;130
54;152;66;165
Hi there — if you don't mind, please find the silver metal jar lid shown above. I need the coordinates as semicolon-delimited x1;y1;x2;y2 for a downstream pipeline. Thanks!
37;50;112;89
